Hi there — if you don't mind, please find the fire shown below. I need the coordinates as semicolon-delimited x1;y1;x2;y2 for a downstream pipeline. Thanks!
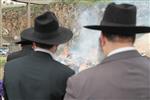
56;46;99;73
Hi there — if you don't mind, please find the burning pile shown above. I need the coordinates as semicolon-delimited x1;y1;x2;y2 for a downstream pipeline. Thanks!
56;46;99;73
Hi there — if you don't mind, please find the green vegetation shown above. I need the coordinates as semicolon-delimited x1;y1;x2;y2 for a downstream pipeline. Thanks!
0;56;6;68
79;0;112;3
55;0;112;4
0;56;6;79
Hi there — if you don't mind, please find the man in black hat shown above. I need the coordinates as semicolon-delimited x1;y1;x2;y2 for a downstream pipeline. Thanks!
7;37;33;61
64;3;150;100
3;11;74;100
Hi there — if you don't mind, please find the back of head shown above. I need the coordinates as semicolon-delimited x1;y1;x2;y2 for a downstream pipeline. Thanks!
102;31;136;44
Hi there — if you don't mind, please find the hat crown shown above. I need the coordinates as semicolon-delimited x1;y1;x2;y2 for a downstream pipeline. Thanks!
101;3;137;26
84;3;150;34
34;11;59;33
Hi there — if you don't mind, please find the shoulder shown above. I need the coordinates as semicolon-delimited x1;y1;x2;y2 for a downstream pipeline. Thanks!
7;51;23;61
67;61;121;86
143;55;150;60
5;54;32;69
68;64;102;84
65;65;103;96
53;60;75;76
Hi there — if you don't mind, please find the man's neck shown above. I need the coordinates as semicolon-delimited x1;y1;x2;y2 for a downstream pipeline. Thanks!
106;42;133;55
107;46;136;57
22;45;33;50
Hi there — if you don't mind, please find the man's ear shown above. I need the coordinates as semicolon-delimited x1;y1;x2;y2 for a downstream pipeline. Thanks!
99;33;105;47
32;42;36;49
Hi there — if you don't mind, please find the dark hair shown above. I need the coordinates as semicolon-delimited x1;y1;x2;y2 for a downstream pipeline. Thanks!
21;44;31;47
21;41;32;47
102;31;136;43
35;42;54;49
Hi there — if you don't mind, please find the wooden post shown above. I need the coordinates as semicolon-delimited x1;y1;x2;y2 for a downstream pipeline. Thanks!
0;0;2;47
27;0;31;28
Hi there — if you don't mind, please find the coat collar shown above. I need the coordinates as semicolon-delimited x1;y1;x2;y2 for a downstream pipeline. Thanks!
107;47;136;57
31;51;53;60
101;50;141;64
34;47;55;59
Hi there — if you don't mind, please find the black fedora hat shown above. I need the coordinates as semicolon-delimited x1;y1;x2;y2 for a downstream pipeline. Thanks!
15;37;32;45
84;3;150;34
21;11;73;45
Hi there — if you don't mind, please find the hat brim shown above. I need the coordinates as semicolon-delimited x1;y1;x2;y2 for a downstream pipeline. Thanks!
15;40;32;44
84;25;150;34
15;41;23;44
21;27;73;45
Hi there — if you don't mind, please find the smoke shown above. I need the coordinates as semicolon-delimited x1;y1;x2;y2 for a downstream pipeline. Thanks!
69;4;107;66
54;4;107;73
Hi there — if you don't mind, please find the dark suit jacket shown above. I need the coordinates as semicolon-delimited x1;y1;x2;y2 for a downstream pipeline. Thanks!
7;45;33;61
64;50;150;100
4;51;75;100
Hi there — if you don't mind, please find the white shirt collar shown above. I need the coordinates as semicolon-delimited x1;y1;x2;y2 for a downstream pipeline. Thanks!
108;47;136;57
34;47;56;59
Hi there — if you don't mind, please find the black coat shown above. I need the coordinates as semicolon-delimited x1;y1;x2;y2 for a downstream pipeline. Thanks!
7;45;33;61
4;51;75;100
